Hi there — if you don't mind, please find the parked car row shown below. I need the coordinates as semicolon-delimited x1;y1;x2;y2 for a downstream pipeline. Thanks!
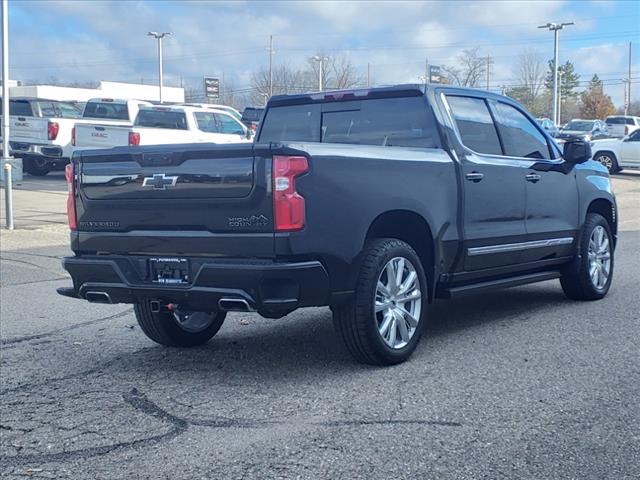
534;115;640;173
0;97;263;176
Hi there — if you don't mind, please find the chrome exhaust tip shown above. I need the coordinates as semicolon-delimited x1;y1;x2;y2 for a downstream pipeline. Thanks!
218;298;253;312
85;291;112;304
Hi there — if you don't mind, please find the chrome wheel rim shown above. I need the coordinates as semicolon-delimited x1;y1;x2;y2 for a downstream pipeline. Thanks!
588;225;611;290
598;155;613;171
172;311;215;333
375;257;422;349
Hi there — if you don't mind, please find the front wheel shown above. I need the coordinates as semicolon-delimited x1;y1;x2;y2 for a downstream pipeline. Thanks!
134;301;226;347
560;213;614;300
333;238;428;366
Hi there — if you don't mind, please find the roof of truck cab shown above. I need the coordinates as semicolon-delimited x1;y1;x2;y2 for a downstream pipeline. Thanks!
267;84;522;107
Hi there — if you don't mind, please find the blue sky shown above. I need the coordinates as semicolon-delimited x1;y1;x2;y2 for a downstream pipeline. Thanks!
5;0;640;106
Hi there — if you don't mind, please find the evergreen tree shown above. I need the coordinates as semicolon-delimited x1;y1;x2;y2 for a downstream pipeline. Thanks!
545;60;580;99
580;74;616;119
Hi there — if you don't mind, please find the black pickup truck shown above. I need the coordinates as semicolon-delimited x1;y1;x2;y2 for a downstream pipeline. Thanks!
58;85;617;365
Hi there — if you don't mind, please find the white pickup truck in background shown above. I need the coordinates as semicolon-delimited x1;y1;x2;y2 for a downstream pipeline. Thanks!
73;105;252;151
71;98;152;153
605;115;640;138
0;98;84;175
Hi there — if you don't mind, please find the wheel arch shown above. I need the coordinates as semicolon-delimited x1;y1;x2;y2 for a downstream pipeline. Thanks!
586;198;617;246
365;210;436;301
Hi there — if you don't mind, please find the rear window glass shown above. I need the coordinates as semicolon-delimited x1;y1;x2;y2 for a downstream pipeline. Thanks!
83;102;129;120
606;117;635;125
242;108;264;122
563;121;594;131
2;100;34;116
135;110;188;129
259;97;441;148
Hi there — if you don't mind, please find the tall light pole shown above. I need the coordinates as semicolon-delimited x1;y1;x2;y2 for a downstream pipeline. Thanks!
147;31;171;103
538;22;573;126
312;55;330;91
267;35;275;98
557;70;564;125
2;0;12;229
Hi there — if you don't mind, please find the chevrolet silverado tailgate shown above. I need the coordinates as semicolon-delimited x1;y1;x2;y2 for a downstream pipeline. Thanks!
75;143;275;256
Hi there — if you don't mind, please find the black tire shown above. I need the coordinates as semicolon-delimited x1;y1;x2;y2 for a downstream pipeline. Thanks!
560;213;614;301
134;300;226;347
333;238;429;366
23;157;52;176
593;151;620;174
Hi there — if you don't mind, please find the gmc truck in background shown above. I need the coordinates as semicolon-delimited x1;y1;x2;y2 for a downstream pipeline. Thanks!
0;97;84;175
58;85;617;366
72;105;253;151
70;98;152;154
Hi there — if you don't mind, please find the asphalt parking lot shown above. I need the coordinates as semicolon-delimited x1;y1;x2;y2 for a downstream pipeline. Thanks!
1;172;639;479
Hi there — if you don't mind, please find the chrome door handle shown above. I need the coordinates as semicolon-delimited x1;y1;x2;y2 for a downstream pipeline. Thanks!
465;172;484;182
526;173;541;183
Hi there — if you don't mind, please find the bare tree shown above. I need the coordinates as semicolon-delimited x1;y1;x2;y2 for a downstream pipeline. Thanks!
442;48;486;87
517;49;546;106
305;52;364;90
250;64;307;105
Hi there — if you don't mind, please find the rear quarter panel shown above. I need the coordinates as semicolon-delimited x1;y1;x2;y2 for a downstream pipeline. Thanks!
273;142;460;292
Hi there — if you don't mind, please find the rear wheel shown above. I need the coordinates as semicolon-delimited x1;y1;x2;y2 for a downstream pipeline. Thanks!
23;156;52;176
134;300;226;347
593;151;619;174
333;238;428;366
561;213;614;300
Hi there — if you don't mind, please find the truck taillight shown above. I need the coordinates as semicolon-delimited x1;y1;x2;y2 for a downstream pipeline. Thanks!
273;155;308;232
625;125;629;135
128;132;140;146
48;121;59;141
71;127;76;146
65;163;77;230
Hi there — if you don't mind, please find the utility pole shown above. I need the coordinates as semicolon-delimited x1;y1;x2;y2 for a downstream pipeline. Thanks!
267;35;274;98
625;42;632;115
538;22;574;126
425;58;429;85
367;63;371;88
312;55;329;91
486;55;492;90
147;31;171;103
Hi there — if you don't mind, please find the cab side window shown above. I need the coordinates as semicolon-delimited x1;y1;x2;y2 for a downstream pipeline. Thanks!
490;101;552;160
214;113;245;135
446;96;502;155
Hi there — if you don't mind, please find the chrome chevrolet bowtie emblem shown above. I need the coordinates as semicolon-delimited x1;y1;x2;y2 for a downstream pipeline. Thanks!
142;173;178;190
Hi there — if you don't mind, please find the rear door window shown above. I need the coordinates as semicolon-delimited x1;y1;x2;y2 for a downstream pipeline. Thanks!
446;96;502;155
489;101;552;159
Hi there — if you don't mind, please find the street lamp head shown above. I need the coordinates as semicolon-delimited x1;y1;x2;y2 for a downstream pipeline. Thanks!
147;31;172;39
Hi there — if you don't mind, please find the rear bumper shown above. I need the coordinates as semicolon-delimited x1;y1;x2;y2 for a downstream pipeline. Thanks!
10;142;68;161
59;254;330;317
